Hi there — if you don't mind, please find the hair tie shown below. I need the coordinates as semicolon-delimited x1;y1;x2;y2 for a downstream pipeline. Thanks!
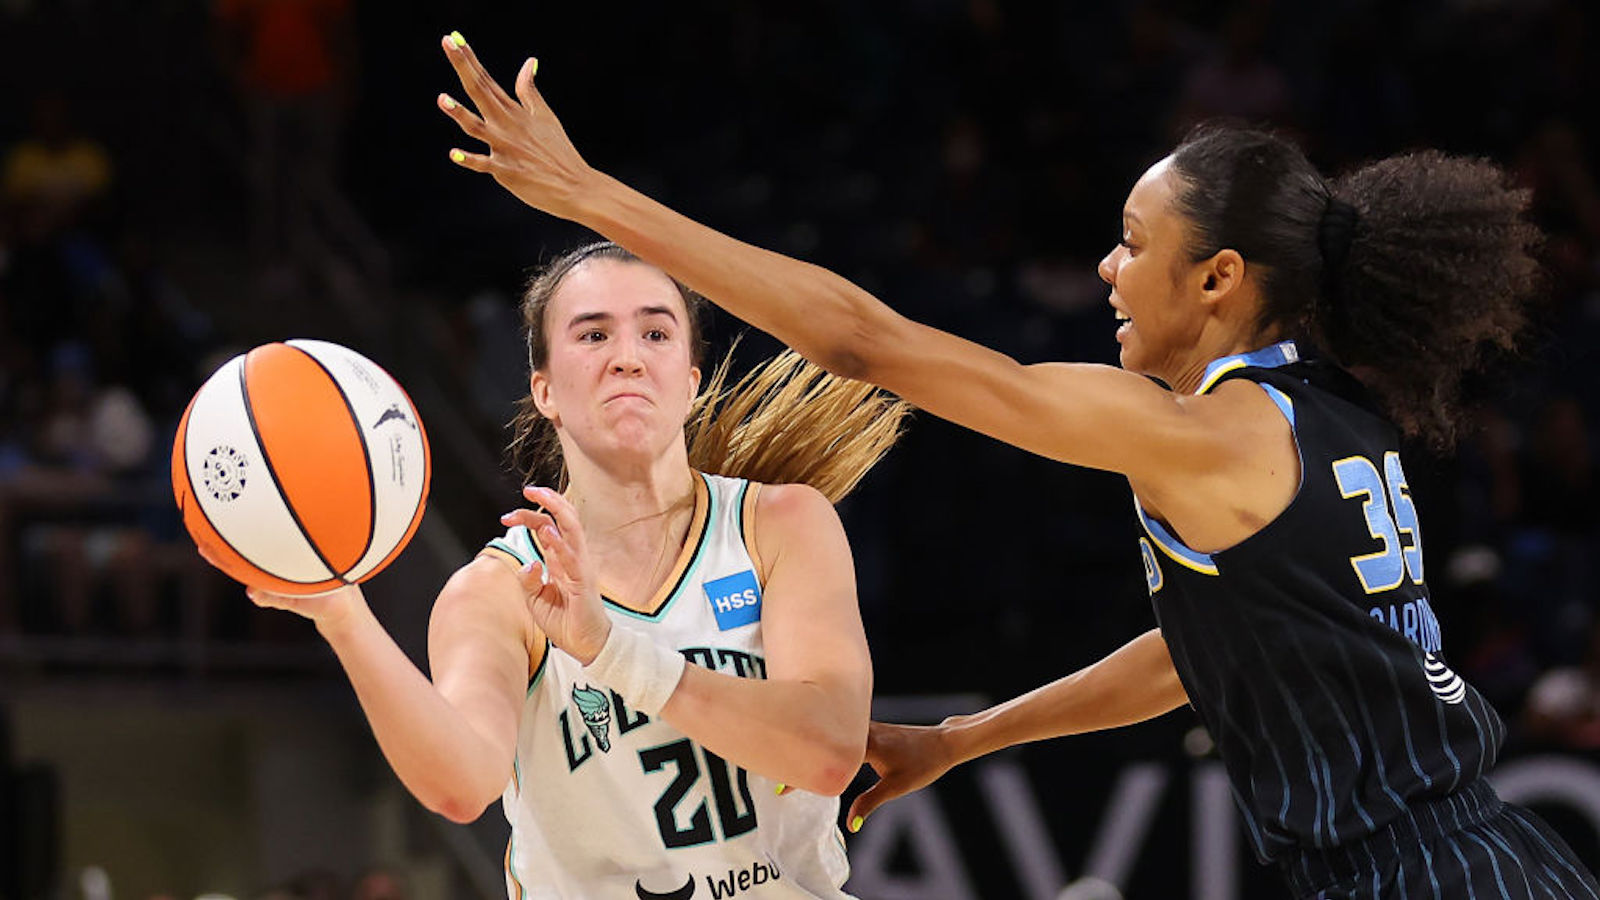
1319;198;1360;295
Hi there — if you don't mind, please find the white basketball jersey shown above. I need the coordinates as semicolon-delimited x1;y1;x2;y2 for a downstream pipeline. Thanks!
485;473;853;900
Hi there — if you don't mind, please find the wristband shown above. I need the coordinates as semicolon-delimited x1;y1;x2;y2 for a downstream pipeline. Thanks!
582;625;686;716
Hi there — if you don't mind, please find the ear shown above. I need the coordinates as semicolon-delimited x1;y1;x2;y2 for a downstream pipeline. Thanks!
687;364;702;406
530;370;560;427
1197;248;1246;308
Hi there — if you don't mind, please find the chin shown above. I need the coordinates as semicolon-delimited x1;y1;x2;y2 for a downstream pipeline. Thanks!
1117;343;1142;373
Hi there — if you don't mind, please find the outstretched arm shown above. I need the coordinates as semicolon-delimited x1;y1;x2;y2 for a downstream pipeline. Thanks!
246;557;532;824
434;36;1253;486
846;628;1187;828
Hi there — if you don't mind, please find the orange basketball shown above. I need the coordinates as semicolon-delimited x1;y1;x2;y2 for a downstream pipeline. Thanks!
171;339;431;595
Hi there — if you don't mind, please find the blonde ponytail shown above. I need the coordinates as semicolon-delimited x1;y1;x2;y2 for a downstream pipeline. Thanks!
507;242;908;498
686;346;909;503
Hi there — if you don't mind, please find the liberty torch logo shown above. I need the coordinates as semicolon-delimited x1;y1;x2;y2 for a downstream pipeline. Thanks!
572;685;613;752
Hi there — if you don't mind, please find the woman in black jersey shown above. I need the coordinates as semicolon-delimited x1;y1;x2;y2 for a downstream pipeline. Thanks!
434;33;1597;898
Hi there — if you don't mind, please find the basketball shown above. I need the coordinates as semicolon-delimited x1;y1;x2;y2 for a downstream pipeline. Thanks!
171;339;432;595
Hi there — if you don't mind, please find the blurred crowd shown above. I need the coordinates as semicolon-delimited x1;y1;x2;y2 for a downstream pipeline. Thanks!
1;0;1599;760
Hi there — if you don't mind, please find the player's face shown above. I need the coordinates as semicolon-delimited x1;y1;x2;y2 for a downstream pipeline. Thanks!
1097;157;1209;381
532;259;701;466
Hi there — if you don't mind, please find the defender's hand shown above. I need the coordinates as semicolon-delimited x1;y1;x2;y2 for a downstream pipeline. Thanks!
438;33;593;221
845;720;961;832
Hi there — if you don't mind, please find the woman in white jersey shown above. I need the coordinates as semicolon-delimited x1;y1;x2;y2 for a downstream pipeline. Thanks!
238;240;906;899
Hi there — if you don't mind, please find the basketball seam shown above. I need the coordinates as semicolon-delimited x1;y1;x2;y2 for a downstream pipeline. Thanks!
183;371;334;586
239;352;340;582
288;342;377;581
179;397;263;579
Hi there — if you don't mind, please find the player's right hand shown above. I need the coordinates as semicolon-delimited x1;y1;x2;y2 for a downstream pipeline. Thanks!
195;541;368;631
844;720;961;832
245;583;368;633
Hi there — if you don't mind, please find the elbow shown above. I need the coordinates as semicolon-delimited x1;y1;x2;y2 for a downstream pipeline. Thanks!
807;283;902;383
419;785;499;825
799;731;868;797
809;759;861;798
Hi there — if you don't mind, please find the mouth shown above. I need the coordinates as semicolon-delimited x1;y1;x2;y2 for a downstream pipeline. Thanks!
604;392;651;405
1110;302;1132;341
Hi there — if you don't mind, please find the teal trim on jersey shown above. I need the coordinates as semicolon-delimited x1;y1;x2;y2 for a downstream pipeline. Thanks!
487;538;522;563
527;637;550;694
506;833;527;900
1133;497;1220;576
488;525;543;567
603;472;719;622
1196;340;1300;394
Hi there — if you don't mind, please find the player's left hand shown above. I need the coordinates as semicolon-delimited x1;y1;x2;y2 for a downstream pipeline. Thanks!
437;33;593;222
500;485;612;665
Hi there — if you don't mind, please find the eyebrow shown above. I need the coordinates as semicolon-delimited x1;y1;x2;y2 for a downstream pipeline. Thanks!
1124;210;1144;227
566;306;680;329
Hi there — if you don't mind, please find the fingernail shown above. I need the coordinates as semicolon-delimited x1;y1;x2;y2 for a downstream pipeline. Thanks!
450;149;465;164
849;815;863;833
530;57;539;76
774;783;785;795
449;31;466;48
441;94;457;110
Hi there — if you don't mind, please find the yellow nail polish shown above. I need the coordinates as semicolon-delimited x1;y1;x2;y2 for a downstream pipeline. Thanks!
531;57;539;76
441;95;457;110
774;783;785;795
449;31;466;48
450;149;466;164
849;816;863;833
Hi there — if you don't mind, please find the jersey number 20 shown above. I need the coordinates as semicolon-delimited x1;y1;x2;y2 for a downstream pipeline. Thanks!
639;737;758;848
1332;451;1424;594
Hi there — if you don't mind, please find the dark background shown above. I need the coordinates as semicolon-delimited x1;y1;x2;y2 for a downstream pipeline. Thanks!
2;0;1599;897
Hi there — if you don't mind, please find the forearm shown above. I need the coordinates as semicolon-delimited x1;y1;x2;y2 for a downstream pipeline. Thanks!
944;629;1187;766
319;603;513;821
576;171;898;379
660;664;867;796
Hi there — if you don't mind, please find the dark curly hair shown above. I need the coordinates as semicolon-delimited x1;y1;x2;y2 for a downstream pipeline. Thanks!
1169;125;1542;449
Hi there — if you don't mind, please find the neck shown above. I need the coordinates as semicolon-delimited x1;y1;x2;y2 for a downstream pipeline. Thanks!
1164;325;1281;395
560;443;698;552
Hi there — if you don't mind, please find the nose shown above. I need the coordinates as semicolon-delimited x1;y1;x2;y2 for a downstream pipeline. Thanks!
1097;245;1120;286
609;340;645;376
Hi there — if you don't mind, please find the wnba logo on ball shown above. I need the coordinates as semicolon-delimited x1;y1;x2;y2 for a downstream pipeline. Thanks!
201;445;249;502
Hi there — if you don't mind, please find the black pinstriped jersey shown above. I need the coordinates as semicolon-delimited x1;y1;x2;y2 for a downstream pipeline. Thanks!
1136;341;1505;865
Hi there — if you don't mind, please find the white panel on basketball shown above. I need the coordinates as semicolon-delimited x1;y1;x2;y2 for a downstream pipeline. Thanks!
184;355;335;583
289;340;427;581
